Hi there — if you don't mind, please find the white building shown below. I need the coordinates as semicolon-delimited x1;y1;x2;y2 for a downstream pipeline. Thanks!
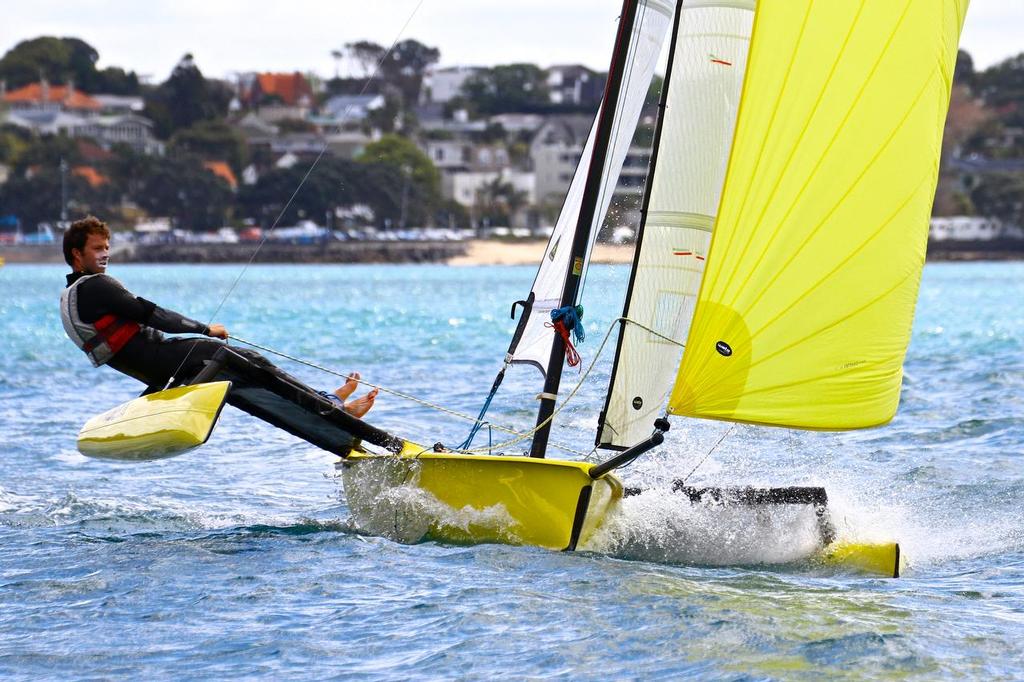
319;94;386;125
420;66;482;104
3;109;163;155
929;216;1018;241
546;65;603;106
444;168;536;218
529;114;650;207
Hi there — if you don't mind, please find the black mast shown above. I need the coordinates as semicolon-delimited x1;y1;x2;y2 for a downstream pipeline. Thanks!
596;0;686;450
529;0;642;458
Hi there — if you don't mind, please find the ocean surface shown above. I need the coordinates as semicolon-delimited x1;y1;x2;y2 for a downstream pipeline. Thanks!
1;262;1022;679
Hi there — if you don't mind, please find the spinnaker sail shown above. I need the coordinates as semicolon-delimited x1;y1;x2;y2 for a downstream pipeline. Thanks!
599;0;754;449
670;0;969;429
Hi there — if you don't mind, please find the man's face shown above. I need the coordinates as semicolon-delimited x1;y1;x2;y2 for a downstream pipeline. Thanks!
75;233;110;274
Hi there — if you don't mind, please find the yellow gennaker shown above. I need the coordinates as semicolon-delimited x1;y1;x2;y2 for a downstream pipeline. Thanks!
77;381;231;461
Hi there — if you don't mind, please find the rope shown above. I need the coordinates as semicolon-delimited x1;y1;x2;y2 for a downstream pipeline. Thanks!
456;365;505;450
229;335;584;456
230;315;684;457
680;425;735;484
547;305;585;367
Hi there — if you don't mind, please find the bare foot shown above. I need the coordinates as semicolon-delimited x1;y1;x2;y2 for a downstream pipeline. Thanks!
345;388;378;418
333;372;360;402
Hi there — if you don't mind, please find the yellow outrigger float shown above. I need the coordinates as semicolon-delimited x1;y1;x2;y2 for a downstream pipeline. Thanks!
78;381;231;460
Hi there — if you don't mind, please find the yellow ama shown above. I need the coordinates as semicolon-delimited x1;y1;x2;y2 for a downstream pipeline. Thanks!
671;0;969;429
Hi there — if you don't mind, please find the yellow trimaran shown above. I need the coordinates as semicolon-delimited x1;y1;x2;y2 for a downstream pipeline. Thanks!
77;0;968;578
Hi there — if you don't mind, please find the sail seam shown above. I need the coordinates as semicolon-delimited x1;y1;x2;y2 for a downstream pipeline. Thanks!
733;65;937;320
721;1;878;310
697;1;814;310
743;268;916;380
745;182;923;344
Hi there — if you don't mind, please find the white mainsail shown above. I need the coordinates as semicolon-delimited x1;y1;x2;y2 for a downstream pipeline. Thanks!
508;0;675;374
599;1;755;448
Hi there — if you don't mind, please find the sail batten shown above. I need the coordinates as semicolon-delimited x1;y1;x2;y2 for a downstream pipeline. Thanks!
670;0;969;430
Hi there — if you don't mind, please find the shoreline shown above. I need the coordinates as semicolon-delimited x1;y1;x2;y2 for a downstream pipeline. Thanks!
2;239;1021;266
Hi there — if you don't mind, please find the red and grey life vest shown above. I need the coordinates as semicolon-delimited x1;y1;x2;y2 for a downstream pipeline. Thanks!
60;274;140;366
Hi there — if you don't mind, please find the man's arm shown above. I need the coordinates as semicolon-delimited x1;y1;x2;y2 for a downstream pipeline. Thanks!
78;275;223;336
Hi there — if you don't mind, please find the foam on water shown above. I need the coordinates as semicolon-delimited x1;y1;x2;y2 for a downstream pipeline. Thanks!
2;262;1022;677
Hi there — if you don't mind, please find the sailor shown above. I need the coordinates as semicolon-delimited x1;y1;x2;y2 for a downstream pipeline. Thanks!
60;215;377;417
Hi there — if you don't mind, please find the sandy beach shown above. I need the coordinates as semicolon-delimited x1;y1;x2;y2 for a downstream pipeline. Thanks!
448;240;634;266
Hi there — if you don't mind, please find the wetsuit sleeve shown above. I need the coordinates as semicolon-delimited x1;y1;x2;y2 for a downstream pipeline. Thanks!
142;301;210;335
77;275;210;335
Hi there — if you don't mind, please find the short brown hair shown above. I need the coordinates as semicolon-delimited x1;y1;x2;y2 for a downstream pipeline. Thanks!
63;216;111;266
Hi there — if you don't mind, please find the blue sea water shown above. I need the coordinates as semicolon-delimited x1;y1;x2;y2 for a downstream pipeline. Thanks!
1;261;1022;679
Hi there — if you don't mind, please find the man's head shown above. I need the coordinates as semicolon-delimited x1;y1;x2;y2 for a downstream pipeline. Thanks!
63;216;111;274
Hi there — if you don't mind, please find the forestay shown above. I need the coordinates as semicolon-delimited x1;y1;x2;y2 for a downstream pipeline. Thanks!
508;0;675;373
671;0;969;429
599;0;755;449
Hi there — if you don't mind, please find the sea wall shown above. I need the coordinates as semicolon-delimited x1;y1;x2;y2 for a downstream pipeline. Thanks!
1;240;466;264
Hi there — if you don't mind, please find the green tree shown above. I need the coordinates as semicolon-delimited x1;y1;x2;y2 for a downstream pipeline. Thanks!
238;157;359;227
357;134;440;227
144;54;232;139
0;124;31;165
0;36;140;93
136;155;233;229
380;39;440;105
345;41;386;79
461;64;550;115
474;178;528;227
975;52;1024;128
971;172;1024;227
0;37;74;88
169;120;249;174
0;165;103;228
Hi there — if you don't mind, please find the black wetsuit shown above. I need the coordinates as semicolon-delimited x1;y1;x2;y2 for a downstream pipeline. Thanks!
65;272;225;390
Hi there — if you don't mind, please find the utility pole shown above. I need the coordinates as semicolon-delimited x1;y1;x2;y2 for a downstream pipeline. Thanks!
59;157;68;225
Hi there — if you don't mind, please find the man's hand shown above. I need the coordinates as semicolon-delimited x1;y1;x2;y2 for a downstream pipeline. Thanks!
207;323;229;339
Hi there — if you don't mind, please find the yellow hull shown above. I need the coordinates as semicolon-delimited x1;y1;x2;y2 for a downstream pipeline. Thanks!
341;448;622;551
820;540;903;578
341;448;903;576
77;381;231;461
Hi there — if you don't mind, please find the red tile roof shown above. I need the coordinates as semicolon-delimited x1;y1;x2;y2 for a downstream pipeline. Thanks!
255;72;312;107
76;139;114;163
3;82;101;110
203;161;238;190
72;166;108;188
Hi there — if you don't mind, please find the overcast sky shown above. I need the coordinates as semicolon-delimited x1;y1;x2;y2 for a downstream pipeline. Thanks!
0;1;1020;84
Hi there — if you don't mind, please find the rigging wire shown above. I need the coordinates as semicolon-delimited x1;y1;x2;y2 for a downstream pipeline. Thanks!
162;0;427;389
230;315;684;457
457;1;657;447
680;424;736;485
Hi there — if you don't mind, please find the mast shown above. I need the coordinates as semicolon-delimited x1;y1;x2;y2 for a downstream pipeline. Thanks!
596;0;685;449
530;0;641;458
